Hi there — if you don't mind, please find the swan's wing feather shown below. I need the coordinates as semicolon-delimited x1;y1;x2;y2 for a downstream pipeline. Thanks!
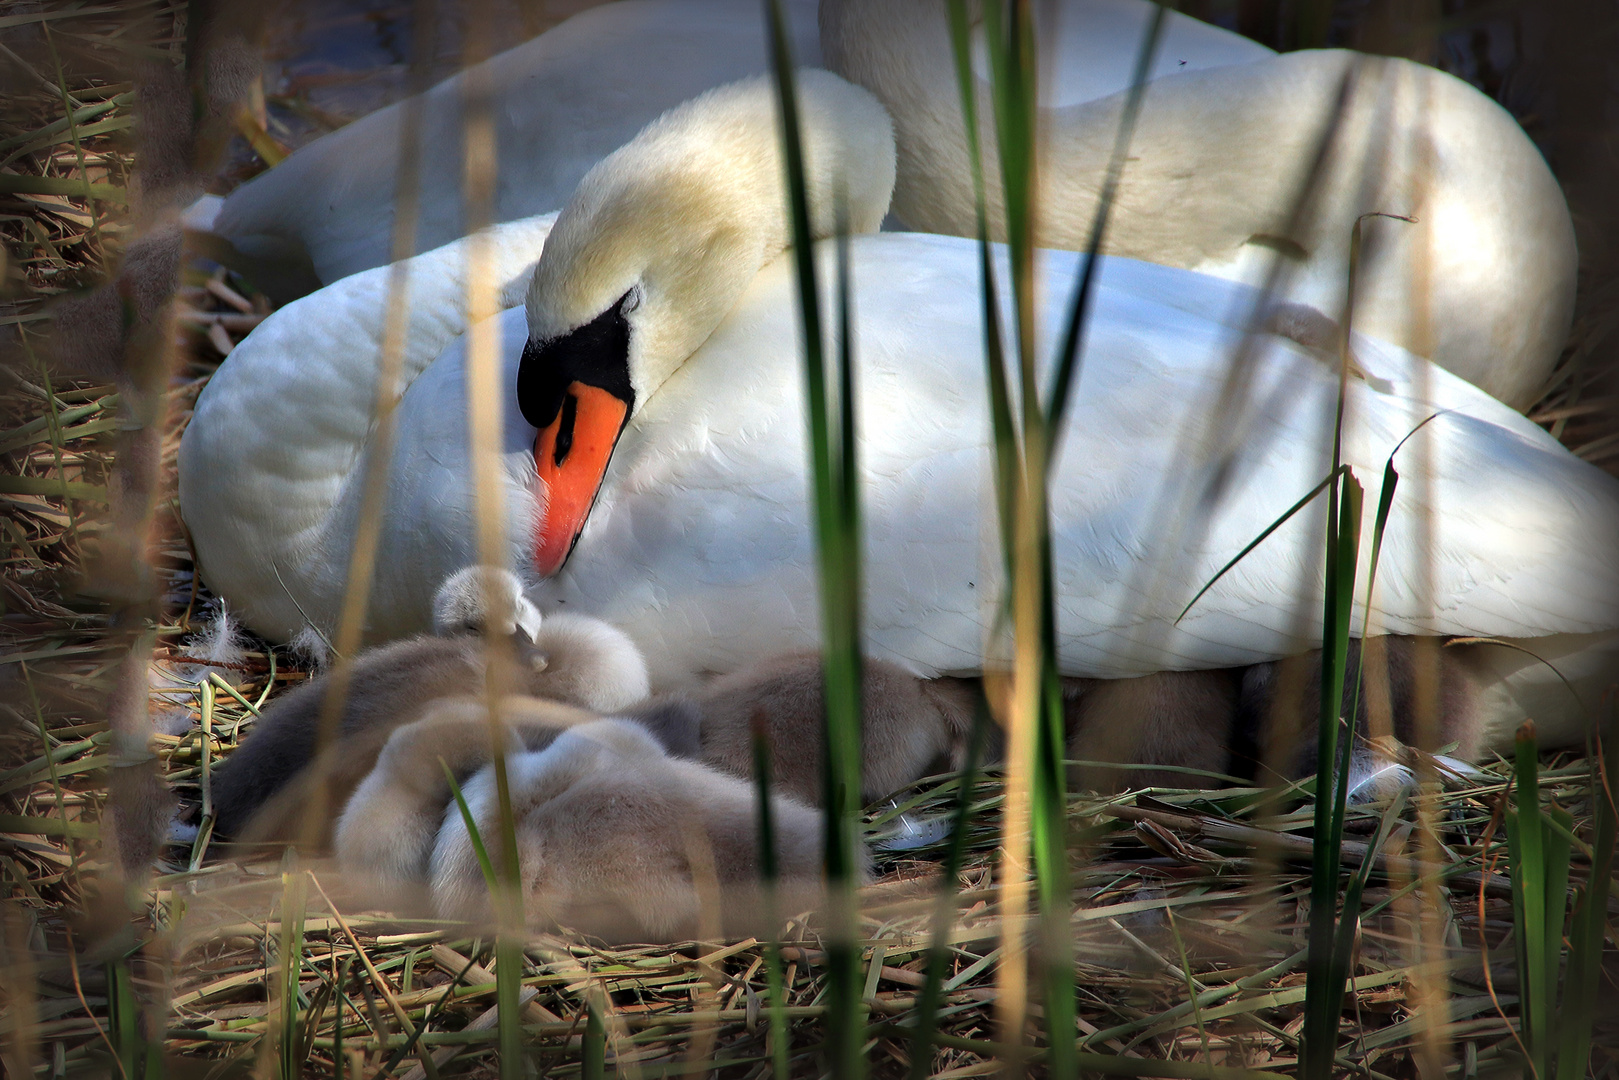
179;217;554;640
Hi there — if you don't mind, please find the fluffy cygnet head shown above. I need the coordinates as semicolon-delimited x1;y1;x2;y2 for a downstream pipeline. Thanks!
516;70;895;575
432;565;543;641
433;565;649;712
522;611;650;713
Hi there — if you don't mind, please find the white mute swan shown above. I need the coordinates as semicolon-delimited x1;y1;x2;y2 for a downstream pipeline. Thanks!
179;72;1619;754
821;0;1578;409
209;0;821;288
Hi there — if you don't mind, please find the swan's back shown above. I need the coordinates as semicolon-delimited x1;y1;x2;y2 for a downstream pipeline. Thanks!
525;234;1619;683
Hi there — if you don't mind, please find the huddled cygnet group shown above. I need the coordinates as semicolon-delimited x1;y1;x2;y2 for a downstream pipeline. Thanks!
212;567;1501;941
185;1;1618;942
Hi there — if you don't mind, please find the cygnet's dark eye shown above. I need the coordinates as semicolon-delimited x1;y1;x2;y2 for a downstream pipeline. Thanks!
517;289;638;430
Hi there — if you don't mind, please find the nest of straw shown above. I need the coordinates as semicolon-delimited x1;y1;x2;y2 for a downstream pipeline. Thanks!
2;1;1617;1077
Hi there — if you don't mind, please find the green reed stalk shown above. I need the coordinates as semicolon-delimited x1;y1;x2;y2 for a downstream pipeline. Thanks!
1506;722;1572;1080
965;3;1155;1069
945;0;1016;560
443;763;500;898
764;2;865;1074
274;860;308;1080
1299;208;1421;1080
1298;468;1362;1080
1301;413;1358;1078
907;705;990;1080
1555;716;1616;1080
1317;427;1413;1004
584;1002;605;1080
1043;12;1165;1074
105;955;140;1080
950;1;1146;1067
974;3;1049;1066
752;721;792;1077
443;759;527;1075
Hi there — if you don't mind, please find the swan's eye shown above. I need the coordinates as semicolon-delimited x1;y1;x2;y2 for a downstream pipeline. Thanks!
553;393;578;466
517;288;637;429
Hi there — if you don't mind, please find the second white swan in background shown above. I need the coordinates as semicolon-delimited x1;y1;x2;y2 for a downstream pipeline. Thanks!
822;0;1578;409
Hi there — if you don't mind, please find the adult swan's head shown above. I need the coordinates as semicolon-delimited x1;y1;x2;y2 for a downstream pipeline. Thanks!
514;70;895;575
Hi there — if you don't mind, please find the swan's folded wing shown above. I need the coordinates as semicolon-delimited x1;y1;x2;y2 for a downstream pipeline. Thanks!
179;216;555;641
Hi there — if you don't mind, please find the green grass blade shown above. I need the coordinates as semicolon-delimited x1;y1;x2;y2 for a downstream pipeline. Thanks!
106;956;138;1080
584;1001;605;1080
752;720;781;887
1555;719;1617;1080
442;759;525;1077
443;761;500;897
764;1;865;1073
1510;723;1550;1077
1317;416;1423;1032
979;3;1051;1067
908;703;992;1080
752;721;792;1078
1542;804;1573;1067
1300;469;1362;1080
979;4;1081;1070
981;0;1038;406
275;860;308;1080
946;0;1018;564
1323;477;1364;841
1176;467;1347;624
1342;410;1451;726
333;958;347;1080
1045;3;1167;445
1026;14;1172;1072
1035;530;1073;1079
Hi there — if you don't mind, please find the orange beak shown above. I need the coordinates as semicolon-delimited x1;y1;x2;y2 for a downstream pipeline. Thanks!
532;382;630;577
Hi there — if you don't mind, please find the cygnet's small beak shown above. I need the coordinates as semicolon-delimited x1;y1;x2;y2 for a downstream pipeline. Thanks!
532;381;629;577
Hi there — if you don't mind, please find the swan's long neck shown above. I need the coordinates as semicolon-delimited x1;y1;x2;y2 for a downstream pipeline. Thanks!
179;215;556;640
523;70;896;404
